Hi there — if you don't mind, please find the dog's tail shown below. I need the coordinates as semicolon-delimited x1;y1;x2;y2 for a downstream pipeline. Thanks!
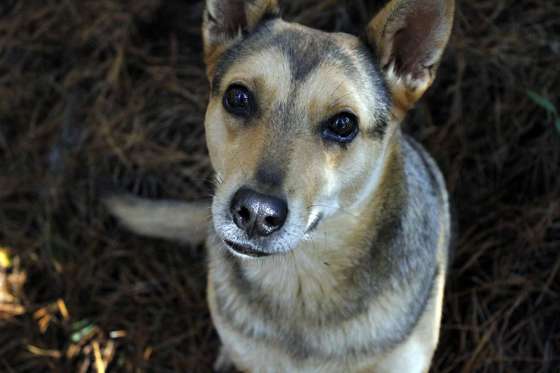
103;194;211;245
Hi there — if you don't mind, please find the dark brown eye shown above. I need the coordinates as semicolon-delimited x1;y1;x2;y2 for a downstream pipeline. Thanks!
321;112;359;143
223;84;255;117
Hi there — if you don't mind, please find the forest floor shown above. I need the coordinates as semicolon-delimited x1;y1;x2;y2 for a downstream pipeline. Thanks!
1;0;559;372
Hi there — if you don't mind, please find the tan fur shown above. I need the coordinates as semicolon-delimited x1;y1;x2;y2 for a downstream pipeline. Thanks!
105;1;454;372
205;48;293;182
203;0;455;367
207;130;448;372
206;23;393;233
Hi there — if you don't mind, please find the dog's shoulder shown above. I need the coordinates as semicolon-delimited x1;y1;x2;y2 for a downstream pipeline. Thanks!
401;134;452;268
402;135;447;202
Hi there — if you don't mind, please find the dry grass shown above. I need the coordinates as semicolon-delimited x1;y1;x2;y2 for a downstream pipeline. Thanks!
1;0;559;372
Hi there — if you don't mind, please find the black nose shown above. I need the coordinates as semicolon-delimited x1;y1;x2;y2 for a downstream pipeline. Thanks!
230;187;288;238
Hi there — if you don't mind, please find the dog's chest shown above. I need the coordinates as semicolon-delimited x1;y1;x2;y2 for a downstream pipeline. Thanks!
208;260;376;373
206;237;434;371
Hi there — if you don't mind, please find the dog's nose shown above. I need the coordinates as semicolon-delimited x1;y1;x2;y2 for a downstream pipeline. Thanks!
230;187;288;238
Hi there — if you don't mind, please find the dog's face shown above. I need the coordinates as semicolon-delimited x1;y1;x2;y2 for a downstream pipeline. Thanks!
206;21;391;257
202;0;454;258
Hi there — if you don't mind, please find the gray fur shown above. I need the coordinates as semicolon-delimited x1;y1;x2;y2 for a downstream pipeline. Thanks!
207;133;449;362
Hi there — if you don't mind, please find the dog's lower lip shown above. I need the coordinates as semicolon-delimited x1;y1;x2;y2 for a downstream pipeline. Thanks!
224;240;271;258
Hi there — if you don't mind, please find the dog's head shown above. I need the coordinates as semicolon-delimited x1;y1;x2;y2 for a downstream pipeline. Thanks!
203;0;454;258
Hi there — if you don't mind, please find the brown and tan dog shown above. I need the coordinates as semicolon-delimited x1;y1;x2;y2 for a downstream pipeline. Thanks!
106;0;455;371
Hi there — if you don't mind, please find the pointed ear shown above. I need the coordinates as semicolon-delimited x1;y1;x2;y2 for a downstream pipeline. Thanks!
367;0;454;118
203;0;279;76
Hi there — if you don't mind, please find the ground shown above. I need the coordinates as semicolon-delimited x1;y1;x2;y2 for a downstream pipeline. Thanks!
0;0;559;372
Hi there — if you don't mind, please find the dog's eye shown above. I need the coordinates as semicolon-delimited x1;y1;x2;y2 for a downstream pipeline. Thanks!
223;84;255;117
321;112;359;143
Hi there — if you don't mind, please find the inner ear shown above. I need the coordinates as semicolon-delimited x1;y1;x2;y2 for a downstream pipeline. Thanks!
205;0;248;40
203;0;280;76
367;0;454;116
391;5;447;80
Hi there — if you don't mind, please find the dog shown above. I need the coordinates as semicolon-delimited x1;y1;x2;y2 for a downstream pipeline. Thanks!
105;0;455;371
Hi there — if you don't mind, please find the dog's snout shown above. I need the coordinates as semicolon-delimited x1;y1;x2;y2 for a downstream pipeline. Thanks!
230;187;288;237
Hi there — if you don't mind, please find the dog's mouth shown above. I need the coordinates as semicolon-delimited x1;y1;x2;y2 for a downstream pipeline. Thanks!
224;240;271;258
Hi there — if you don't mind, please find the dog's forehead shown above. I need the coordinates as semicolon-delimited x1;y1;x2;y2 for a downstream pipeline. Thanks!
211;20;390;136
261;23;358;82
212;20;383;94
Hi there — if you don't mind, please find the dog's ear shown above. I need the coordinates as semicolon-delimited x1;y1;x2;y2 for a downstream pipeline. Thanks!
203;0;279;76
367;0;454;118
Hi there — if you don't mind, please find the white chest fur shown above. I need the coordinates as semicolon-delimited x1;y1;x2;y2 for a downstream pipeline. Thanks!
206;235;443;373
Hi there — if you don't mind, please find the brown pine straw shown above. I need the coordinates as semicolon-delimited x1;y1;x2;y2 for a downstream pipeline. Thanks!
0;0;559;372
